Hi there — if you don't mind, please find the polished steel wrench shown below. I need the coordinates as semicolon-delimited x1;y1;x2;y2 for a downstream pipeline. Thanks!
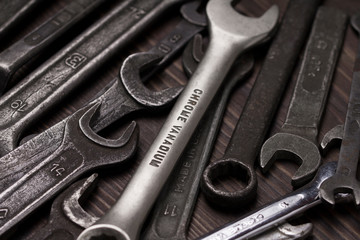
78;1;279;239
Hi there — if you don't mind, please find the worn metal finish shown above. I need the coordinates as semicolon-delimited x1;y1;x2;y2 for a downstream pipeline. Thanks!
319;14;360;207
0;0;185;157
0;0;106;94
199;162;337;240
260;7;347;187
200;0;322;208
21;174;99;240
254;223;313;240
141;34;254;240
0;103;139;237
77;1;279;239
0;0;44;40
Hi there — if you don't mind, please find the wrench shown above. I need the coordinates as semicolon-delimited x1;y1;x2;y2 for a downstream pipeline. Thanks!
319;13;360;206
0;0;186;157
142;34;255;240
260;7;347;187
0;0;106;94
0;2;206;235
198;162;338;240
20;173;99;240
78;1;279;239
201;0;322;208
0;0;44;40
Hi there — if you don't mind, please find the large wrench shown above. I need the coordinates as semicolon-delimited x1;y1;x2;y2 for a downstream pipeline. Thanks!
260;7;347;187
78;1;279;239
0;0;106;94
319;13;360;206
0;0;186;157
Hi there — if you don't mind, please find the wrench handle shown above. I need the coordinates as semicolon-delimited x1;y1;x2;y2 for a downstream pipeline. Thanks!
282;7;347;141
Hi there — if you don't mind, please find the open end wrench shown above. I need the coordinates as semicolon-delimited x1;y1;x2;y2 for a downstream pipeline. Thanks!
77;2;279;239
20;174;99;240
319;13;360;207
0;0;187;157
200;0;322;208
0;102;139;237
0;0;44;40
199;162;337;240
260;7;347;187
0;0;106;94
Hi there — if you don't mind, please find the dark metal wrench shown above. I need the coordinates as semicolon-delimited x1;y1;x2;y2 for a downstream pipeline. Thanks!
0;102;138;237
0;0;45;40
260;7;347;187
0;0;106;94
199;162;338;240
78;2;279;239
201;0;322;208
21;173;100;240
319;13;360;206
0;0;187;157
0;0;207;189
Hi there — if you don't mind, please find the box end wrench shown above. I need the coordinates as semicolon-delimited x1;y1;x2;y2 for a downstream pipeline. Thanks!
319;13;360;207
260;7;347;187
77;1;279;239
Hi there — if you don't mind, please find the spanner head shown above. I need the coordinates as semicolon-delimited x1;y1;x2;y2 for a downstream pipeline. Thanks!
255;222;313;240
206;0;279;49
120;52;184;108
260;133;321;187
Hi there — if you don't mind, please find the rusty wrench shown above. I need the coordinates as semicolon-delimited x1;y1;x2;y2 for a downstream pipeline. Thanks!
260;7;347;187
78;1;279;239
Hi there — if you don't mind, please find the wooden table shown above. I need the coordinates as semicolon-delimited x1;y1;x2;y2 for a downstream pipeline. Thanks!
1;0;359;239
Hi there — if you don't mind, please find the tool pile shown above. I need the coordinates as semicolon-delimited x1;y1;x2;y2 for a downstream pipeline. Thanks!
0;0;358;239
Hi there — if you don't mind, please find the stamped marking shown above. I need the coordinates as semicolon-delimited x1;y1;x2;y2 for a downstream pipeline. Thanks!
10;99;27;112
0;209;8;219
65;53;87;69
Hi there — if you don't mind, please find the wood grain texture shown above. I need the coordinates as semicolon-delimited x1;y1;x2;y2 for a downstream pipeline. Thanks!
1;0;359;239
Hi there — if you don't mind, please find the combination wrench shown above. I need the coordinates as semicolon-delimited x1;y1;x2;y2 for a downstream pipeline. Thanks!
0;0;187;157
0;0;106;94
78;1;279;239
260;7;347;187
200;0;322;208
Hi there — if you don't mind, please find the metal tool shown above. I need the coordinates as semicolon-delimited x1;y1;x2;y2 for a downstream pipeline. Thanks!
198;162;337;240
142;34;255;240
0;0;44;40
319;13;360;206
200;0;322;208
78;1;279;239
21;174;99;240
260;7;347;187
0;0;187;157
0;2;207;236
0;0;106;94
0;103;138;237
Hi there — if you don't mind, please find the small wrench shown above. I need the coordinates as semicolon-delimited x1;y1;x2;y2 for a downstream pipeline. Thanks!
78;1;279;239
319;13;360;206
0;0;106;94
260;7;347;187
198;162;338;240
0;0;44;40
201;0;322;208
0;0;187;157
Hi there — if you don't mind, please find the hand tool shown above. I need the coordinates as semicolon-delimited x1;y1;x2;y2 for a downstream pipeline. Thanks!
198;162;338;240
0;2;207;236
0;0;187;157
0;0;106;94
0;0;44;40
21;173;99;240
260;7;347;187
0;102;138;237
77;1;279;239
319;13;360;207
141;33;255;240
200;0;322;208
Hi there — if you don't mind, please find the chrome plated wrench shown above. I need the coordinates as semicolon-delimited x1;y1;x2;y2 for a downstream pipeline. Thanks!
78;1;279;239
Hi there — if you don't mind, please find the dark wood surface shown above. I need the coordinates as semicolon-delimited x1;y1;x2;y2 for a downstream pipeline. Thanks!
2;0;360;239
